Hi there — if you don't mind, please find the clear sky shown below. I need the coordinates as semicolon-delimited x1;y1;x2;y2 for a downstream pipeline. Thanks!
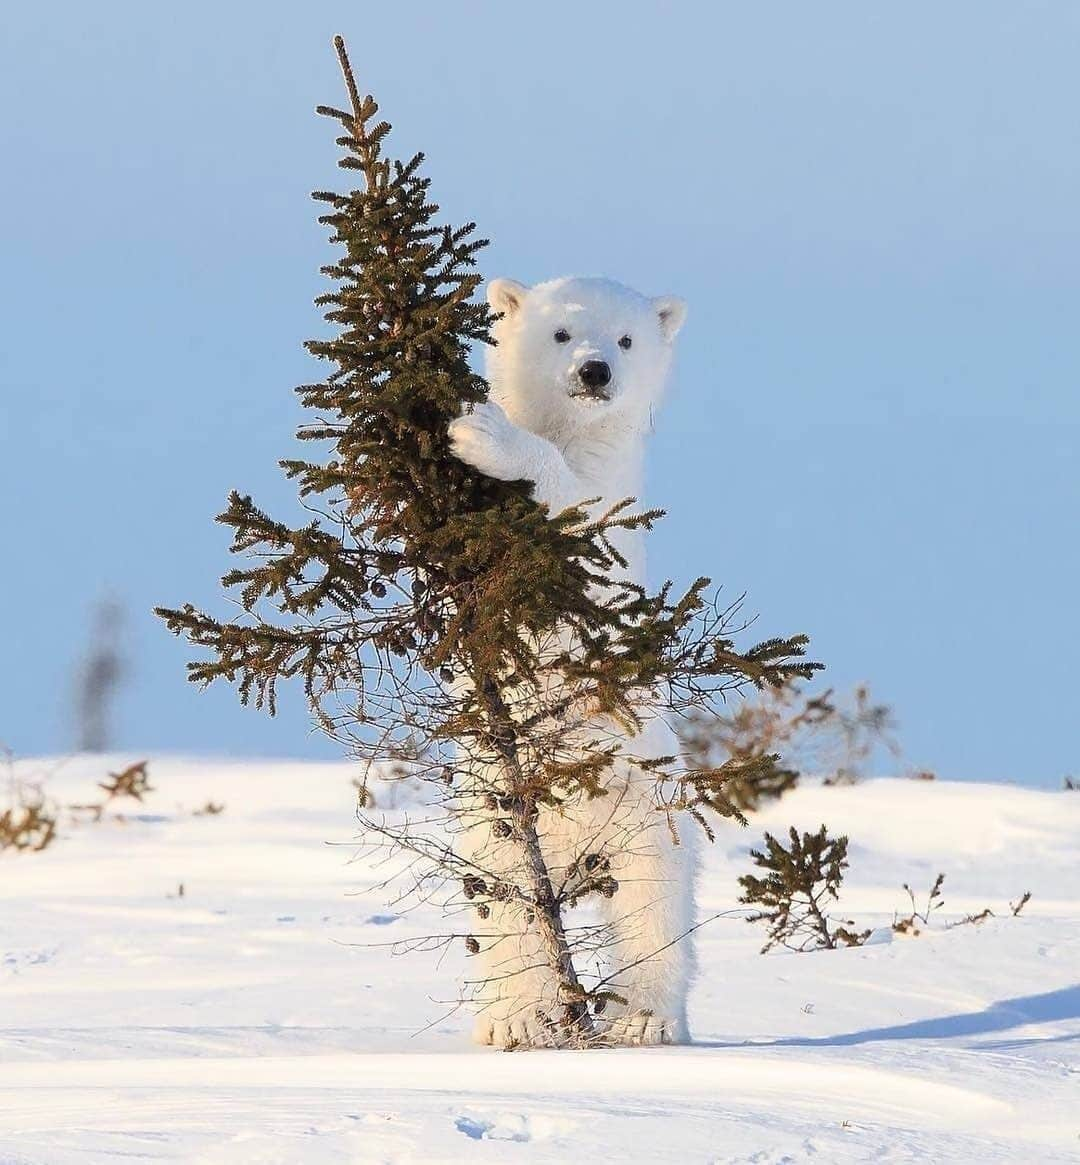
2;3;1077;784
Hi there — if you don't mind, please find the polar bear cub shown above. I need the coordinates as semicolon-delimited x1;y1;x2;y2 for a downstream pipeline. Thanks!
450;276;686;585
449;276;694;1047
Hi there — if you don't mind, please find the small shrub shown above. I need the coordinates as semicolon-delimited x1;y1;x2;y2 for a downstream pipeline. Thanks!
682;683;899;812
951;907;994;927
1;799;58;852
1010;891;1032;916
892;874;1032;933
98;760;153;802
892;873;945;935
680;690;828;812
70;760;154;823
738;825;870;953
680;685;834;815
1;747;59;853
820;685;899;786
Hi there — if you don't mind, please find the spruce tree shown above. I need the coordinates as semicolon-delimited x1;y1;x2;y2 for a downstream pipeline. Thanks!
157;37;820;1045
738;825;869;952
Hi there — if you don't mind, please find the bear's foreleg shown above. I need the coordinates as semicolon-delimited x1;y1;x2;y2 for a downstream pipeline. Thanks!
461;811;582;1049
467;895;573;1049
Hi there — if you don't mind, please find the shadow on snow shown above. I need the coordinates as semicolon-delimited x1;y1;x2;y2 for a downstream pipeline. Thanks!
698;984;1080;1049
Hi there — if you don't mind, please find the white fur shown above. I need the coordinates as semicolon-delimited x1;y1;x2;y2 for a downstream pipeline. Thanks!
449;276;694;1048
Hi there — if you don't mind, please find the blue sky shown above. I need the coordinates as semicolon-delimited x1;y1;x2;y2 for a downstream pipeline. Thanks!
2;3;1077;783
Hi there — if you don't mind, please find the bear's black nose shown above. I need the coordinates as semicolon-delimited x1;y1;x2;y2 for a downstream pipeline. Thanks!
578;360;612;391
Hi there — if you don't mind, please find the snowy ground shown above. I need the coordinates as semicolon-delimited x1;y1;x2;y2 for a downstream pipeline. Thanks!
1;755;1077;1164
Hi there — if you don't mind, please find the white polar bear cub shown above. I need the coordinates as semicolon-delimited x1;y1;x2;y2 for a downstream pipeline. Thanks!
449;276;696;1048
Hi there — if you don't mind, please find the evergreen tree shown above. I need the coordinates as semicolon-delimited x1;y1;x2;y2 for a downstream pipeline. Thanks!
158;37;819;1044
738;825;869;952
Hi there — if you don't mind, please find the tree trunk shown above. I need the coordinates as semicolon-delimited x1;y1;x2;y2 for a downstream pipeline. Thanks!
477;676;595;1045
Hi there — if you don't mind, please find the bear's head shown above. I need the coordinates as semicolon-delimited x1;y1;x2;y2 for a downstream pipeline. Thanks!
485;276;687;445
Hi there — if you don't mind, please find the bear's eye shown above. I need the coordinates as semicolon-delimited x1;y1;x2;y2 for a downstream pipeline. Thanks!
554;328;571;344
619;335;632;350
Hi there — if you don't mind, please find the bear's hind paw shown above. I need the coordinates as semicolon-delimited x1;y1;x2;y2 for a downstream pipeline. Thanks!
603;1010;685;1047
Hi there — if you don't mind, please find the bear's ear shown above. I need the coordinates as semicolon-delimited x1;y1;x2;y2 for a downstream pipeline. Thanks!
653;295;688;342
487;278;529;319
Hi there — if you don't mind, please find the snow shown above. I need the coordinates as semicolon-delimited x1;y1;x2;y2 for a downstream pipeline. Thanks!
2;755;1078;1163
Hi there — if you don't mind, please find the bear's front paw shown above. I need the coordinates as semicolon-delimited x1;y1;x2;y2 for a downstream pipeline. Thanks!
473;1006;590;1050
448;402;530;483
603;1010;685;1047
